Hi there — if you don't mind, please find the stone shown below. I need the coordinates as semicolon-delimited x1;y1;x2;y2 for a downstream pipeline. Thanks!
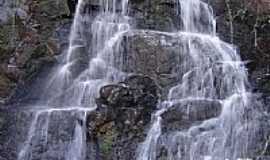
98;74;159;109
208;0;270;102
161;99;222;133
0;0;269;159
86;74;159;160
0;0;72;102
38;0;70;18
129;0;179;31
246;0;270;14
122;30;183;98
0;74;13;101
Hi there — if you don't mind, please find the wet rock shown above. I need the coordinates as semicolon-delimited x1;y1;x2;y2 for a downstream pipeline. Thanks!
99;75;159;107
0;0;29;25
88;74;159;134
0;0;73;103
161;99;222;133
129;0;180;31
86;74;159;160
37;0;70;18
0;75;14;102
122;30;184;98
208;0;270;101
206;3;270;158
72;0;179;31
98;84;135;107
0;107;33;160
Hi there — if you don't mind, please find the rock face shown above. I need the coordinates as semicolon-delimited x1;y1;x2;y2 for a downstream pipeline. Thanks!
161;99;222;133
0;0;269;160
129;0;180;31
208;0;270;99
0;0;72;104
0;0;267;107
122;30;183;98
209;3;270;155
128;0;270;105
78;0;270;103
0;107;32;160
86;75;159;160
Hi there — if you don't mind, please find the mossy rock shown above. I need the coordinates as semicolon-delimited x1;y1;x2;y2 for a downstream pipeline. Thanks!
98;122;118;159
100;135;114;156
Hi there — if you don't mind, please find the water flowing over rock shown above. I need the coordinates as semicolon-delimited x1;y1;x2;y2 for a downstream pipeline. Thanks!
161;99;222;133
2;0;132;159
0;0;269;160
135;0;269;160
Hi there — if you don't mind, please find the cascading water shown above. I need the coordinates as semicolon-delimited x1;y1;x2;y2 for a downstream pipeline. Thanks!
16;0;264;159
17;0;130;159
177;0;216;35
137;0;261;160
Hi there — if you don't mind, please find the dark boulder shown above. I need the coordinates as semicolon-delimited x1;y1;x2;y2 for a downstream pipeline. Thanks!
86;74;159;160
0;0;73;104
121;30;185;98
98;74;159;109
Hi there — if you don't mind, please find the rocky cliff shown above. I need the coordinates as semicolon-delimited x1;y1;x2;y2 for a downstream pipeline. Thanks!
209;0;270;105
0;0;72;104
0;0;269;106
0;0;269;160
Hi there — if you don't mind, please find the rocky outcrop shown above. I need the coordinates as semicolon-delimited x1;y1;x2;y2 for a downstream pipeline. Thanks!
86;75;159;160
85;75;227;160
121;30;183;98
0;0;269;159
127;0;270;103
208;0;270;99
208;2;270;154
0;107;33;160
0;0;72;104
129;0;180;31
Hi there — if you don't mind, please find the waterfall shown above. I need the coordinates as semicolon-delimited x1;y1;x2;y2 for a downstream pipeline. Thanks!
17;0;130;159
137;0;259;160
16;0;263;159
177;0;216;35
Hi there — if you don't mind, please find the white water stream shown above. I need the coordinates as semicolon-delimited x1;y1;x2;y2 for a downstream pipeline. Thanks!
17;0;130;159
17;0;262;160
137;0;259;160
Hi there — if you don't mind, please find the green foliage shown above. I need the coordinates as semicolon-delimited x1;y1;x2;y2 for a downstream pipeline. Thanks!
100;135;114;155
99;123;118;157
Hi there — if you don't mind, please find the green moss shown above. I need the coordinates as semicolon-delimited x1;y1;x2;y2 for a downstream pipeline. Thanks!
98;122;118;157
100;135;114;155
